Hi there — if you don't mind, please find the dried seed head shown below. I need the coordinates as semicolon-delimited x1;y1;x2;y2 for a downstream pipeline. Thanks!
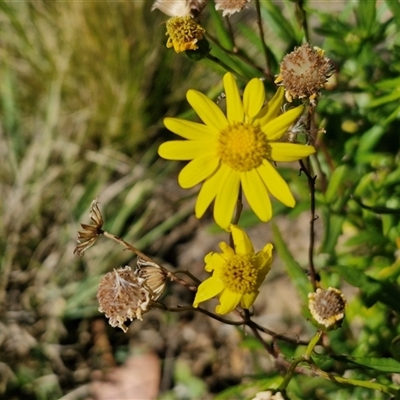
136;257;168;301
308;287;346;330
252;391;285;400
74;200;104;256
152;0;207;17
275;44;334;105
215;0;250;17
97;266;152;332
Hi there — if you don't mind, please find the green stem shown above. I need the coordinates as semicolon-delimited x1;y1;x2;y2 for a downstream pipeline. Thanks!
294;0;310;42
254;0;273;80
312;366;399;396
278;330;321;390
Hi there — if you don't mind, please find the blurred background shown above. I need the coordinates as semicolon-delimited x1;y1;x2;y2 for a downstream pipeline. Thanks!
0;1;238;398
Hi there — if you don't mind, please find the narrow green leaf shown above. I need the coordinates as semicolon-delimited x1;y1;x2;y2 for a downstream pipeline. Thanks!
334;265;400;312
384;0;400;30
272;224;312;302
330;354;400;373
261;0;300;44
356;0;376;35
356;125;386;162
320;211;345;255
367;91;400;108
208;1;233;50
325;165;351;203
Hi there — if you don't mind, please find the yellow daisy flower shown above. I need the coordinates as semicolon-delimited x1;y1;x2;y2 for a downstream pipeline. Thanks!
193;224;273;315
158;72;315;230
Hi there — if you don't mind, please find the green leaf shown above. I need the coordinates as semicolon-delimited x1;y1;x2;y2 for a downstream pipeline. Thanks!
272;224;312;303
356;0;376;35
334;265;400;312
384;0;400;30
320;211;345;255
208;1;233;50
356;125;386;163
325;164;351;203
261;0;300;45
237;23;279;73
329;354;400;373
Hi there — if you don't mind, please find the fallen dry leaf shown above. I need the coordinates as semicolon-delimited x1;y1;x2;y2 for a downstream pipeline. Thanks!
90;352;160;400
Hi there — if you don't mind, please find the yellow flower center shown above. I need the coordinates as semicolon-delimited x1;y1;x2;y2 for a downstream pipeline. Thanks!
165;16;205;53
222;254;258;294
218;122;269;172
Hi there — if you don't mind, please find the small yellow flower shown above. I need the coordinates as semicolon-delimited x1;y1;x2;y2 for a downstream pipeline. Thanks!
158;72;315;229
166;16;205;53
193;225;273;315
308;287;346;330
275;43;333;105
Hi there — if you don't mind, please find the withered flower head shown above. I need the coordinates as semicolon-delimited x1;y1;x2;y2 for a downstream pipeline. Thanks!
136;257;168;301
275;43;333;105
152;0;207;17
215;0;250;17
308;287;346;330
97;266;152;332
74;200;104;256
252;391;285;400
165;16;205;53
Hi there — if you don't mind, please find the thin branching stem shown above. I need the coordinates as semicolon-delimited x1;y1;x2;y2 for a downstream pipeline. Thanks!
294;0;310;42
299;104;319;290
254;0;273;80
173;270;202;285
299;158;318;290
103;230;153;261
168;274;198;291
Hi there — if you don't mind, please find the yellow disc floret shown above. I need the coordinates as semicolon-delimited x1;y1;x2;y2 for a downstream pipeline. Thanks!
165;16;205;53
218;122;269;171
222;254;258;293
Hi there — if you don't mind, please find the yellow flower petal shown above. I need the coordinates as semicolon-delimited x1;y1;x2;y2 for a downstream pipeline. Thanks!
262;105;304;141
243;77;265;119
178;155;220;188
241;291;258;309
241;169;273;222
257;86;285;125
258;161;295;207
158;140;214;160
207;252;226;273
256;244;273;283
216;289;242;314
269;143;316;162
195;167;224;218
219;242;235;260
223;72;244;123
230;224;254;255
193;277;224;308
213;166;240;230
164;117;217;139
187;89;228;130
